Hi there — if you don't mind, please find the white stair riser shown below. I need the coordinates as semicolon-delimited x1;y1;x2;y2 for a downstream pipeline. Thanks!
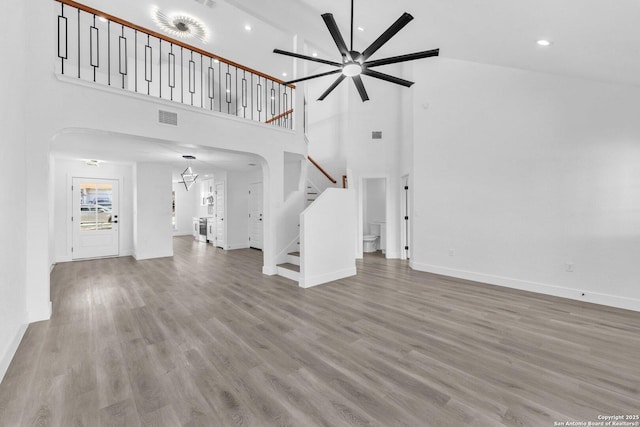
276;266;300;282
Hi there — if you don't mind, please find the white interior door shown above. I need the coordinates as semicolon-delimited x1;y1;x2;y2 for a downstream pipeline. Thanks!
215;182;226;248
72;178;119;259
248;182;263;249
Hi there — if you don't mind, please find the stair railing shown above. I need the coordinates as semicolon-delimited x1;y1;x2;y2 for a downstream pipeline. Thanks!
54;0;295;129
307;156;337;184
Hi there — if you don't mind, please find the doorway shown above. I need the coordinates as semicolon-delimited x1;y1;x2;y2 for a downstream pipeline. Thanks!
362;177;387;257
401;175;410;260
214;181;226;248
248;181;263;249
72;178;119;259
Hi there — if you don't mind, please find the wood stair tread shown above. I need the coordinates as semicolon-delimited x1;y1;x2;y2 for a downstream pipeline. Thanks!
277;263;300;273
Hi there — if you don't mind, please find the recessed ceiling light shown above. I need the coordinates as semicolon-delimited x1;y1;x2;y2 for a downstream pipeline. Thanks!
244;24;252;31
98;16;108;23
282;72;287;77
536;39;552;46
357;26;365;32
86;159;101;167
213;59;219;63
312;52;318;57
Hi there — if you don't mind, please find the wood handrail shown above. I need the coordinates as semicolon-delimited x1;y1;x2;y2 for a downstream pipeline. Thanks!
55;0;295;89
265;109;294;124
308;156;337;184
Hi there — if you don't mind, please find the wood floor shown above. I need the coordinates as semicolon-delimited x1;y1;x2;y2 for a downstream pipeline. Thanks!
1;237;639;426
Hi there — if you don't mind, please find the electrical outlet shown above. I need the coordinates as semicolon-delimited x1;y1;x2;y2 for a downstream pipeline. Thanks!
565;262;574;272
449;249;455;256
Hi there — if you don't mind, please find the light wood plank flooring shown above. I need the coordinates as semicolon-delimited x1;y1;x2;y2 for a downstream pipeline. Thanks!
1;236;639;426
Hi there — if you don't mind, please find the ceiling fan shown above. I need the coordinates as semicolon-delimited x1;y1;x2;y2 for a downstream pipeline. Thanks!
273;0;439;102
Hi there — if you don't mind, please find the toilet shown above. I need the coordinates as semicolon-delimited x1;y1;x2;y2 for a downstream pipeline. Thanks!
363;234;379;252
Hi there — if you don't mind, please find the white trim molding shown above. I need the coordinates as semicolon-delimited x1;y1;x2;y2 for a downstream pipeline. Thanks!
410;262;640;313
0;323;28;383
299;266;357;289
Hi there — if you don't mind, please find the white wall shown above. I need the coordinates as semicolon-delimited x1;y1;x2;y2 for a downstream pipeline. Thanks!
52;158;134;262
0;0;28;383
300;188;357;288
133;163;173;260
411;57;640;311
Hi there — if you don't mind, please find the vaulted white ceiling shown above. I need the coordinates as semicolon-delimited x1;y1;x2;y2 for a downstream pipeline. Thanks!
74;0;640;87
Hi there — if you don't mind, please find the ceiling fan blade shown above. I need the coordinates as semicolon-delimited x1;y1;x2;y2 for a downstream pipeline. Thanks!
361;12;414;61
283;69;342;85
352;75;369;102
273;49;341;67
362;69;414;87
321;13;351;61
365;49;439;68
318;74;347;101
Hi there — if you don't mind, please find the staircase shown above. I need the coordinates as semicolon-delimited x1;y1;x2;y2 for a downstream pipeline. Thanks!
305;181;320;207
274;156;349;286
277;251;300;282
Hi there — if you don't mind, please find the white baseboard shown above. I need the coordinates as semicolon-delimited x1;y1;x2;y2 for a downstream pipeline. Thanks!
385;251;401;259
134;251;174;261
226;243;250;250
28;301;52;323
410;261;640;313
120;249;134;257
276;266;300;282
263;265;278;276
299;266;357;289
0;323;28;384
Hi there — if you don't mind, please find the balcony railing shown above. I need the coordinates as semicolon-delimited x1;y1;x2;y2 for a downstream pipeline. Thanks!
54;0;295;129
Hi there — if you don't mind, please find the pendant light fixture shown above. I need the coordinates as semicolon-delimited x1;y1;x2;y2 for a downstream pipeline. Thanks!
180;155;198;190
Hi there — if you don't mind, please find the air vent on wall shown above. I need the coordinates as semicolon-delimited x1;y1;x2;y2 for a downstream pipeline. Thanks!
159;110;178;126
372;131;382;140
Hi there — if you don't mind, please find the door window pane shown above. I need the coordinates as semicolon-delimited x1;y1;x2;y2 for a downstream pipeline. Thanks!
80;183;113;231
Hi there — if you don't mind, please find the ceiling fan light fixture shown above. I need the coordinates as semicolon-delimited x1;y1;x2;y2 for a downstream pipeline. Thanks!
272;0;439;102
342;62;362;77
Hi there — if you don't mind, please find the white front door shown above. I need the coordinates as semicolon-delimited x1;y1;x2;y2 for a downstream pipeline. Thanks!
248;182;263;249
215;182;226;249
72;178;119;259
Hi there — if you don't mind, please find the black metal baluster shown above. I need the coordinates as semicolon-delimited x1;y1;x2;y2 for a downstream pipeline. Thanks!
180;47;183;104
283;89;288;128
107;20;111;86
251;74;254;121
144;35;152;95
159;39;161;99
90;15;99;82
226;65;231;114
278;83;282;125
201;54;204;108
265;80;268;122
57;3;67;75
119;25;127;89
270;83;275;119
235;67;238;116
242;71;247;118
77;8;80;78
168;44;175;100
134;30;137;92
189;52;195;105
257;79;262;121
207;58;214;110
218;59;221;112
